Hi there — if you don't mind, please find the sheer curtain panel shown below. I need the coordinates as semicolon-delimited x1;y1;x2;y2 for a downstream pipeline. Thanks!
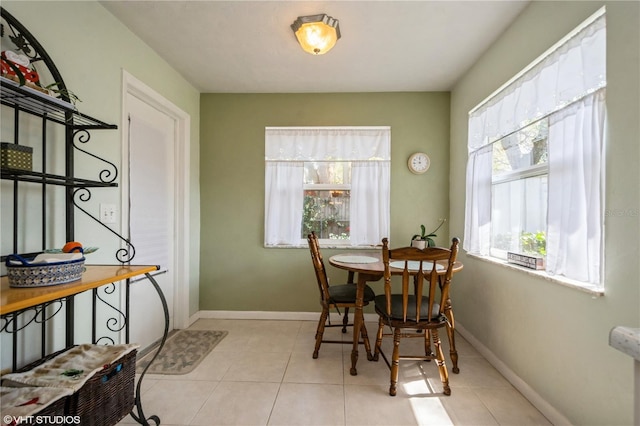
463;144;492;256
350;161;390;246
264;162;304;246
546;91;606;285
467;11;606;152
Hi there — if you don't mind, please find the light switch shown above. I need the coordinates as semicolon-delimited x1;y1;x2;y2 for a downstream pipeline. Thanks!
100;203;117;224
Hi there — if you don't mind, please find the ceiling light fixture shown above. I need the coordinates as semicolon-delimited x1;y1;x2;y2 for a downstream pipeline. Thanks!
291;14;341;55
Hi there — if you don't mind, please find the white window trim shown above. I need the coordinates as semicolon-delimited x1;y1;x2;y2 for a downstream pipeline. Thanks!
303;183;351;191
492;163;547;185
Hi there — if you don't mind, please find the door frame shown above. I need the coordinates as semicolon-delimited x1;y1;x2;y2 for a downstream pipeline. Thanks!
120;70;191;331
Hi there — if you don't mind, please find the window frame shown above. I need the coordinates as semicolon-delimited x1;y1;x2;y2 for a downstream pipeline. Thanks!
489;166;548;260
303;164;352;246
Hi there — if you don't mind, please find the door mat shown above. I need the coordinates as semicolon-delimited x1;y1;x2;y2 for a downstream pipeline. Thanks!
137;330;228;375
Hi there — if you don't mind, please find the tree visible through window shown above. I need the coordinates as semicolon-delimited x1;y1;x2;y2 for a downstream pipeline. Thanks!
302;162;351;240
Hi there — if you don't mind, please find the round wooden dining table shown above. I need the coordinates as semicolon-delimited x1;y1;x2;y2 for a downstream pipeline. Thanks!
328;252;463;376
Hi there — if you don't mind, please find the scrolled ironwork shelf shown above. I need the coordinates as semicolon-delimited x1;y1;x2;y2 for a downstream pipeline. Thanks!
0;77;116;130
1;167;118;187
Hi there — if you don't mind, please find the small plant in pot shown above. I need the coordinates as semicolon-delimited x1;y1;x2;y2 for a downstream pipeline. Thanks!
411;219;446;249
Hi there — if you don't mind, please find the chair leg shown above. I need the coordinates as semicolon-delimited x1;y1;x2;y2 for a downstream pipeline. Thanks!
342;307;350;333
442;288;459;373
373;316;384;362
446;315;459;373
389;328;401;396
313;308;329;359
360;318;373;361
424;329;433;360
431;328;451;396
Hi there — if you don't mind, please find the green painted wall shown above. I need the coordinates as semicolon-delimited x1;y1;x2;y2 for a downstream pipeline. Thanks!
199;93;451;312
450;2;639;425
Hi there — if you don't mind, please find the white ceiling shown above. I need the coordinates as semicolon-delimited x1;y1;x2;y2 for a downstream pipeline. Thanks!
100;0;529;93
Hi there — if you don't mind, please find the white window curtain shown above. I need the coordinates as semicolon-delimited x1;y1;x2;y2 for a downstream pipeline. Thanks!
265;127;391;161
467;11;606;152
350;161;390;245
464;8;606;285
265;127;390;246
546;91;606;284
463;144;492;255
264;162;304;246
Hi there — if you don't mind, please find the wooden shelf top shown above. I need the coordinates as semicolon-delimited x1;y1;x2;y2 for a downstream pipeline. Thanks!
1;264;158;315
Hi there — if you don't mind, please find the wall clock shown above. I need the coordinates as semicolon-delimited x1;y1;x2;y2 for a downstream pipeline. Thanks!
407;152;430;174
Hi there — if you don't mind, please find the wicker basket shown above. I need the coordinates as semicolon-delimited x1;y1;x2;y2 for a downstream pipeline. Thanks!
67;349;136;426
2;349;71;425
0;386;69;426
33;395;68;423
5;346;137;426
5;254;85;288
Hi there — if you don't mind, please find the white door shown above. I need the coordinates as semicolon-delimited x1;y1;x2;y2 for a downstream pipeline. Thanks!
126;93;176;349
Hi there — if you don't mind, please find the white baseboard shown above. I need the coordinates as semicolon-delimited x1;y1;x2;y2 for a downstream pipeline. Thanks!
188;312;201;326
197;310;318;321
455;323;572;426
195;310;379;322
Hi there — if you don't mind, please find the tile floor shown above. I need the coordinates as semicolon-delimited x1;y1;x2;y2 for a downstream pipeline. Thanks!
118;318;552;426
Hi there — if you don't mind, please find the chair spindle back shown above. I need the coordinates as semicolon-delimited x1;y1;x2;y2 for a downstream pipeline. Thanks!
307;232;331;303
381;237;460;323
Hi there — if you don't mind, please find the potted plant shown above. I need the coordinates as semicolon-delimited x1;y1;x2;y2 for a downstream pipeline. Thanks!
411;219;446;249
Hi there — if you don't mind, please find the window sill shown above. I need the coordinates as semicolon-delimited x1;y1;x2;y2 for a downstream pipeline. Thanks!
466;253;604;297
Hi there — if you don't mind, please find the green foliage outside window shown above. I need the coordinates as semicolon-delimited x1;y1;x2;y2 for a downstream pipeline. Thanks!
492;230;547;257
520;230;546;256
302;192;350;239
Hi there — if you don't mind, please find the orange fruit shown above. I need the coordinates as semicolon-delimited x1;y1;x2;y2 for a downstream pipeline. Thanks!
62;241;83;253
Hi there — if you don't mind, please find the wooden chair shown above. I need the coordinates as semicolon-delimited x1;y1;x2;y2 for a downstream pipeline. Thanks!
307;232;375;359
373;237;460;396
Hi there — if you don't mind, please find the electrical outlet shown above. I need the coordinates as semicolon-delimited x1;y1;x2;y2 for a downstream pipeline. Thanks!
100;203;117;224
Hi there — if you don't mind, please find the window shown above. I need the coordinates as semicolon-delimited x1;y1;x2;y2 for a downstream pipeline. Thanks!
265;127;390;247
303;162;351;240
491;121;548;258
464;8;606;289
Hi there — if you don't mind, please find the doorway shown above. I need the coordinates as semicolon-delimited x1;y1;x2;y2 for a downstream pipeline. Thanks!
121;71;190;349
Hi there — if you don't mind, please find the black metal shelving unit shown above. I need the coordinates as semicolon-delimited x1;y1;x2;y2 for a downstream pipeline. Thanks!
1;7;120;262
0;8;163;425
1;75;119;261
